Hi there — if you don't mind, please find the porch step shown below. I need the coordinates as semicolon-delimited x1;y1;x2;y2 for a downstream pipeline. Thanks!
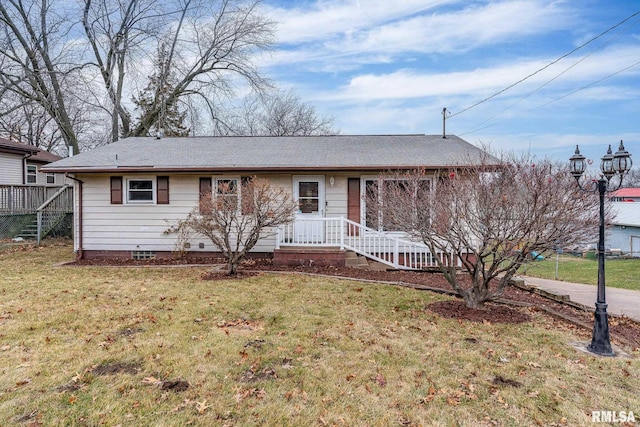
14;222;38;240
345;251;395;271
345;251;369;269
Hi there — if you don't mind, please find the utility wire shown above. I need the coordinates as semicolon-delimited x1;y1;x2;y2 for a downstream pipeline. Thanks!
458;59;640;136
459;13;640;136
534;59;640;109
449;9;640;119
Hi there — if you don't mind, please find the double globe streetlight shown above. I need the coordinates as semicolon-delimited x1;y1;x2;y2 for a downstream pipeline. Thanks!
569;141;632;356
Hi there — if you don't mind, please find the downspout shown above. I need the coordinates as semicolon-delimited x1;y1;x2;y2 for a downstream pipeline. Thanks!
65;174;84;260
22;153;33;185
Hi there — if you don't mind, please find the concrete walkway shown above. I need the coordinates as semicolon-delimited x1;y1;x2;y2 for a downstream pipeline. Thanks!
519;276;640;323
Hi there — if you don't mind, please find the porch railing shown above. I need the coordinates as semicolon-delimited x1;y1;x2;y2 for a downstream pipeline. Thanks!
36;184;73;245
0;185;63;214
276;217;460;270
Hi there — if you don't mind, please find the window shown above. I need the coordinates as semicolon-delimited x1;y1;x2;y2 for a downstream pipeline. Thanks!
216;178;239;210
364;177;432;231
26;165;37;184
46;173;56;184
110;176;169;204
126;179;154;203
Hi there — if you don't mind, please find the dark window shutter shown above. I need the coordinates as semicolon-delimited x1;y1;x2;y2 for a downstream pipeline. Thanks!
199;177;212;200
110;176;122;204
199;177;212;214
347;178;360;235
157;176;170;204
241;176;254;215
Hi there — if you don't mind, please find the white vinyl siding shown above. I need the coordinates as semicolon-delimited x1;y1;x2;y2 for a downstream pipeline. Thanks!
77;173;296;253
0;152;23;185
324;174;348;219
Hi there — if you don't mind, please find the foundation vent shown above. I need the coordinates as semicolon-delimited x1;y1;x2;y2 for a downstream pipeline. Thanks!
132;250;156;260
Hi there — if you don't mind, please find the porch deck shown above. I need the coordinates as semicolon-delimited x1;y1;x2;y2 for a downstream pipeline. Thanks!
276;217;460;271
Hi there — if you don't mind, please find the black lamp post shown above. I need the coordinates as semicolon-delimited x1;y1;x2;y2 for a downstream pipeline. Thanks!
569;141;632;356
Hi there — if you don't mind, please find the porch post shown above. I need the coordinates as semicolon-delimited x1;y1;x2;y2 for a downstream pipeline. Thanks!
9;186;14;214
340;217;345;250
37;210;42;246
275;225;281;249
394;239;400;269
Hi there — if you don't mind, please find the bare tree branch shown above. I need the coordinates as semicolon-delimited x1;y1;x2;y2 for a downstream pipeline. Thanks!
369;151;600;309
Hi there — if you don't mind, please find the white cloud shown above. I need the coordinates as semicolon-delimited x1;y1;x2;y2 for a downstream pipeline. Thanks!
262;0;450;44
314;45;640;104
263;0;573;69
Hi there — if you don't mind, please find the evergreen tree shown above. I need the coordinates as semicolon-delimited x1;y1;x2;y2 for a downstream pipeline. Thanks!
133;44;190;137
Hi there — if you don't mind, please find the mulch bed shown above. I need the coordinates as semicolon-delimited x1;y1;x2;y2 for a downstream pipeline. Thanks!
70;257;640;350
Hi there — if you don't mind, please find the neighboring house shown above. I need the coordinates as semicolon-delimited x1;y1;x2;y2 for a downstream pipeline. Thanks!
42;135;489;268
0;138;72;240
610;201;640;257
611;187;640;202
0;137;64;187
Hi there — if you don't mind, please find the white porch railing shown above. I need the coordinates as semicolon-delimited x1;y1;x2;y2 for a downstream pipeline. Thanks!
36;184;73;245
276;217;461;270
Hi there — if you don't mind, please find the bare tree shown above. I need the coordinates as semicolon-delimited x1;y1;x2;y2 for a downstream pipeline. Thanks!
172;177;297;275
622;168;640;187
368;153;599;309
0;0;82;154
0;96;63;152
83;0;275;141
2;0;274;149
222;90;337;136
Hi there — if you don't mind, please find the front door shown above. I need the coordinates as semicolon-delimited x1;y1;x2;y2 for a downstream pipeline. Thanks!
293;176;325;243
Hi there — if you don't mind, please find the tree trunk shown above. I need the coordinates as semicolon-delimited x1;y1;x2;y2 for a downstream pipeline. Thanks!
226;260;238;275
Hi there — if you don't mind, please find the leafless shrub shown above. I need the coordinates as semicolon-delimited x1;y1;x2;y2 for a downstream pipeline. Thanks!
174;177;297;275
368;151;599;308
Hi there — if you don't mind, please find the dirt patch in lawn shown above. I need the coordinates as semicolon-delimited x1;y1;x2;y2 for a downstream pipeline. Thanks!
427;300;531;323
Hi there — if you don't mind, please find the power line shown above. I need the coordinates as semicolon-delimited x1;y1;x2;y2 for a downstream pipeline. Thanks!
459;14;640;136
449;9;640;119
533;59;640;109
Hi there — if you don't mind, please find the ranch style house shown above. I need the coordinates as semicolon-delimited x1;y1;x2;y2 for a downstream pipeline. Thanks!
42;135;489;269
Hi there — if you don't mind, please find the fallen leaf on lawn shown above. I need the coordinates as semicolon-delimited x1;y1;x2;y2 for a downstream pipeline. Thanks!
447;397;460;406
375;373;386;387
195;400;211;414
428;384;436;396
142;376;162;386
528;362;542;368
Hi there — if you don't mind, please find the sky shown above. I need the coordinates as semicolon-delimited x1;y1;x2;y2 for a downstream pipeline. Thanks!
257;0;640;165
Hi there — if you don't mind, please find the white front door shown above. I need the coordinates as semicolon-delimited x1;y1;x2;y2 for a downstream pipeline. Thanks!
293;176;325;243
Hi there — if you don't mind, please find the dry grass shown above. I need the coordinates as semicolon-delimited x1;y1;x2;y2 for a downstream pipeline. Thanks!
1;241;639;426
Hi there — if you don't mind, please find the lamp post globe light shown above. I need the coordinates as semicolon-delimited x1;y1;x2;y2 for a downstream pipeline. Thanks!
569;141;632;356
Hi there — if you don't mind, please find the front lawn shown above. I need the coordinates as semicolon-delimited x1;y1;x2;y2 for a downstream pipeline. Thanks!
522;253;640;291
1;242;638;426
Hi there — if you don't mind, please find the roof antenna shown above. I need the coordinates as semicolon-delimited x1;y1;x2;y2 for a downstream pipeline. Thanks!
442;107;450;139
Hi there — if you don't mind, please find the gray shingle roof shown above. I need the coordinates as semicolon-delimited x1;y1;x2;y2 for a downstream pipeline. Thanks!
43;135;490;172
